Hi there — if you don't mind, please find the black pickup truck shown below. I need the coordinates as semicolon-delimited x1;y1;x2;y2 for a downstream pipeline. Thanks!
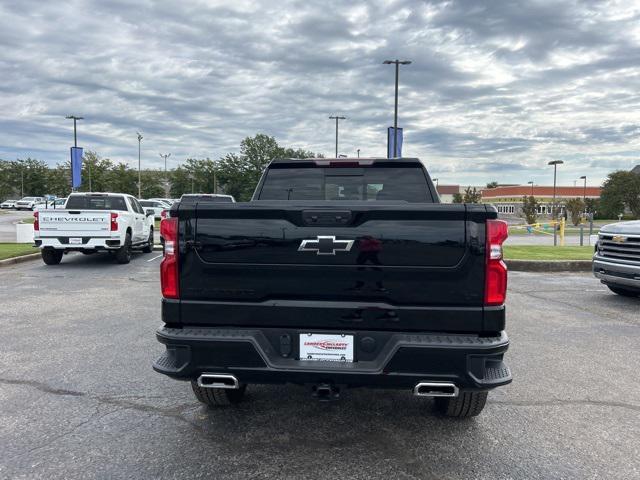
154;158;511;417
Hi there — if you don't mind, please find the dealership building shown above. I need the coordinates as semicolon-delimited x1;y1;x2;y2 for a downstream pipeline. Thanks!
436;184;602;218
480;185;602;217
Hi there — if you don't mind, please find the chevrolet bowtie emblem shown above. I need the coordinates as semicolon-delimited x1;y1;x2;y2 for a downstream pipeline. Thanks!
298;236;354;255
612;235;627;243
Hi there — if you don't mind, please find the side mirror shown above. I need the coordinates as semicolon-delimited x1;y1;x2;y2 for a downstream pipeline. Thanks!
145;208;154;217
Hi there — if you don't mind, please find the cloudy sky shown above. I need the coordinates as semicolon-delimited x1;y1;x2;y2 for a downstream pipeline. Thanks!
1;0;639;186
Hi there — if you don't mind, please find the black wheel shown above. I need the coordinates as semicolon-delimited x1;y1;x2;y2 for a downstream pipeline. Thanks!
142;228;153;253
607;285;640;297
435;391;488;418
41;249;63;265
115;233;132;264
190;381;247;407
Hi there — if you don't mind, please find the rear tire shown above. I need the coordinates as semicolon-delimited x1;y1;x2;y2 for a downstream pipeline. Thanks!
435;391;488;418
190;381;247;407
607;285;640;297
115;233;132;264
142;228;153;253
41;249;63;265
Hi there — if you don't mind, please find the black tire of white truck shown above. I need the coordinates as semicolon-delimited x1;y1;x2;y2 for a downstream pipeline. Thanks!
41;249;63;265
115;233;132;264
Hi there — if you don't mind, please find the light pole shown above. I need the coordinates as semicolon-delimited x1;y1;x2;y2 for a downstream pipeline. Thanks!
433;178;439;188
66;115;84;190
329;116;346;157
528;180;534;196
548;160;564;246
159;153;171;197
21;168;24;198
137;132;143;198
579;175;587;203
357;149;360;158
383;59;412;158
65;115;83;148
159;153;171;174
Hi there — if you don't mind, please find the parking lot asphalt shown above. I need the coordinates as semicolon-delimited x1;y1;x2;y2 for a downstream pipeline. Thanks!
0;253;639;479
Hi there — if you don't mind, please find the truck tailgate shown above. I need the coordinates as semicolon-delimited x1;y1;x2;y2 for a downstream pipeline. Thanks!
175;202;493;332
38;210;112;237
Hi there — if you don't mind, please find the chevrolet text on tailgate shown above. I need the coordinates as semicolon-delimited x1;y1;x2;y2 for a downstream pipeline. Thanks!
154;158;511;417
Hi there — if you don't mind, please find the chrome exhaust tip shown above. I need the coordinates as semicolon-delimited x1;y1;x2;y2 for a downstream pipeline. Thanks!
413;382;459;398
197;373;239;389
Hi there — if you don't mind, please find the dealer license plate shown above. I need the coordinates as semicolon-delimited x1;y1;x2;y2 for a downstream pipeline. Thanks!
69;237;82;245
299;333;354;362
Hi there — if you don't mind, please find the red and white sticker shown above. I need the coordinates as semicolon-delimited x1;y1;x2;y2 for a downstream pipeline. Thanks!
300;333;354;362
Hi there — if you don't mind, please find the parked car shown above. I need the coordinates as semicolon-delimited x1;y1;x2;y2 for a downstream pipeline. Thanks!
154;157;511;417
0;199;18;209
15;197;46;210
34;198;67;211
593;220;640;297
139;200;171;219
34;192;155;265
148;198;175;206
179;193;235;203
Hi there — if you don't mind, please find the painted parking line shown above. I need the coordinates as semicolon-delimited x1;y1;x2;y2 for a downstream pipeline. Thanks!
147;254;163;262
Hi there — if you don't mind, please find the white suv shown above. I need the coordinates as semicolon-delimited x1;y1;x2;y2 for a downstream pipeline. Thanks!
15;197;45;210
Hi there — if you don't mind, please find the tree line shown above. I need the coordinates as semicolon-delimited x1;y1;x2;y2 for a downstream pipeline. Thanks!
0;134;320;202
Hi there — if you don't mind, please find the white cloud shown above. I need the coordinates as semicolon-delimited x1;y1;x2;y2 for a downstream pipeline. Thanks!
0;0;639;186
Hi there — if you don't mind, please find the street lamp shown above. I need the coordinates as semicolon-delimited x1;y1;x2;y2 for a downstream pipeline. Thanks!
329;116;346;157
137;132;143;198
65;115;83;148
357;148;360;158
579;175;587;203
383;59;412;158
548;160;564;246
527;181;534;196
433;178;439;188
159;153;171;197
159;153;171;174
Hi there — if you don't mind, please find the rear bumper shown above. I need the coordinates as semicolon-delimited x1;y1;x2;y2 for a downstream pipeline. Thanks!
35;236;122;250
593;257;640;290
153;326;511;391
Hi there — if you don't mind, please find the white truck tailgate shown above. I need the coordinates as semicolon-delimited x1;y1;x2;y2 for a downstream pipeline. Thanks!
38;210;111;237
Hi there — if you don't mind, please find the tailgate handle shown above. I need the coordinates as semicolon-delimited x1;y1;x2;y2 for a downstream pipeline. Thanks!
302;210;352;226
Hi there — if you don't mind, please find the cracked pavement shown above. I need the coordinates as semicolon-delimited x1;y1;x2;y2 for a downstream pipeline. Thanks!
0;253;639;479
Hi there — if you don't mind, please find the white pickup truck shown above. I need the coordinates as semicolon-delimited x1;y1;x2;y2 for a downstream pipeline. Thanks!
34;192;155;265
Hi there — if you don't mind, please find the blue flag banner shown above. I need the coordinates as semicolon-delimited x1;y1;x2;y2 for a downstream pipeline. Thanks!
71;147;83;189
387;127;403;158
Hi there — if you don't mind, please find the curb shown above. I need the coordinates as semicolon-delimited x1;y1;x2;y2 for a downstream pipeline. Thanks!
506;259;592;272
0;245;164;268
0;252;40;267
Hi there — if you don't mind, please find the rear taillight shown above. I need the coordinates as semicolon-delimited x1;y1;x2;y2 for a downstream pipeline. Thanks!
484;219;508;306
33;211;39;231
160;217;179;299
110;212;118;231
